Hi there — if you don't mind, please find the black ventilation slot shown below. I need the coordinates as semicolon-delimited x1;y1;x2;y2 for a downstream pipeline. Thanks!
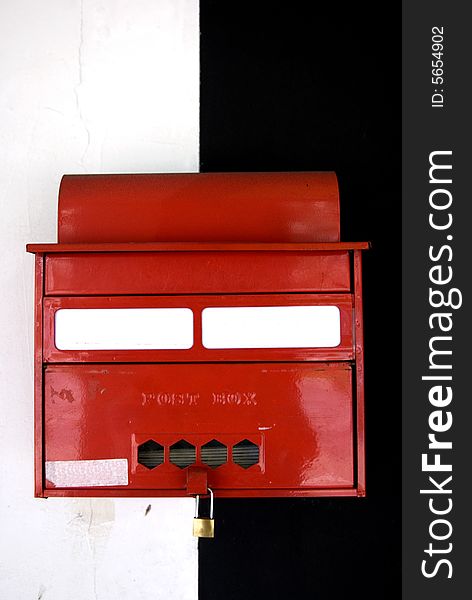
201;439;228;468
233;439;259;469
170;439;196;468
137;437;260;470
137;440;164;469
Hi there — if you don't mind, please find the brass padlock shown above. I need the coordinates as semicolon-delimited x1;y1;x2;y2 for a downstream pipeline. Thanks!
193;488;215;538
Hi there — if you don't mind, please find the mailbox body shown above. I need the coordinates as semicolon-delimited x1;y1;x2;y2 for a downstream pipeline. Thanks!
28;172;367;498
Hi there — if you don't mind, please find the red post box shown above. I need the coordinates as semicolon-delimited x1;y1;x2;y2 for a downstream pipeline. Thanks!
27;172;368;498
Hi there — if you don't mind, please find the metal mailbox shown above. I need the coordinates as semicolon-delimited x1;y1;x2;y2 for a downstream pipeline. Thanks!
27;172;368;499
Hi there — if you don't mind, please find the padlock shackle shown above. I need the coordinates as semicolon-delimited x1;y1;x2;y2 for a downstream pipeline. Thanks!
195;487;214;519
208;488;213;519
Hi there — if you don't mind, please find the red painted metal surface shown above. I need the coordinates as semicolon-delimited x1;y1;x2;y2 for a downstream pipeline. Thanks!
353;250;366;496
44;251;351;296
43;294;353;363
34;254;44;498
27;242;370;253
57;172;340;244
44;363;354;494
27;172;368;498
186;467;209;496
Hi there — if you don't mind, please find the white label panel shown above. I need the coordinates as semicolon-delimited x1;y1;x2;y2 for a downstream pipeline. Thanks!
202;305;341;349
55;308;193;350
45;459;129;487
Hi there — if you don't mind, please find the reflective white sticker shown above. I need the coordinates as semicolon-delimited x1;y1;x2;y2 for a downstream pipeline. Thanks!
202;305;341;349
55;308;193;350
45;459;129;487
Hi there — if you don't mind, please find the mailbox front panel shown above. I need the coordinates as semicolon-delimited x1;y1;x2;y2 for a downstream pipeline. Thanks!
44;251;351;295
44;363;353;495
28;172;367;499
43;294;354;363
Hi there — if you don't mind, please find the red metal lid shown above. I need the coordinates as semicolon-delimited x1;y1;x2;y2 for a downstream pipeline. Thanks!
58;172;340;243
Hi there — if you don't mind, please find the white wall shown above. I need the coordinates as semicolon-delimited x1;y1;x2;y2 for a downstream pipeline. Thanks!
0;1;199;598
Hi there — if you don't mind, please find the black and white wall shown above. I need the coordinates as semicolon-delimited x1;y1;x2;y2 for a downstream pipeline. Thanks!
0;2;399;598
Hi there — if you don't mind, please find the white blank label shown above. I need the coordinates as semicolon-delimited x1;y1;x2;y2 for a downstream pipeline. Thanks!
55;308;193;350
202;306;341;349
45;459;129;487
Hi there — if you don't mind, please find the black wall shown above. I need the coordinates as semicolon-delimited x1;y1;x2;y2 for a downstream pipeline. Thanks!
199;3;400;599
